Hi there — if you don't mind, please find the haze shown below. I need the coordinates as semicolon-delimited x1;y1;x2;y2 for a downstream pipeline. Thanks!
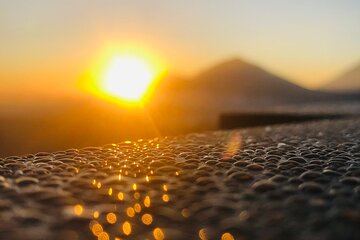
1;0;360;99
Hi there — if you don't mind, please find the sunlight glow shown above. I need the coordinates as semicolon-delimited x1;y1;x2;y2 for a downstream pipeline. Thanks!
80;43;165;105
102;56;155;102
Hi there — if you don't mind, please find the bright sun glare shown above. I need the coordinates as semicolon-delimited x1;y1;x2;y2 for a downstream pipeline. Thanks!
102;56;156;102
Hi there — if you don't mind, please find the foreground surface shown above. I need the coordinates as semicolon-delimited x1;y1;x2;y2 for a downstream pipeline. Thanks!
1;119;360;240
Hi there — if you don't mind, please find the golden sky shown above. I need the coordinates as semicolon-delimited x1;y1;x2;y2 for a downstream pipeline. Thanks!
1;0;360;96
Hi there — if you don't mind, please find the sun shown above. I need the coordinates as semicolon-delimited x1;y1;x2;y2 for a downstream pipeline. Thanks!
101;56;156;102
79;44;165;104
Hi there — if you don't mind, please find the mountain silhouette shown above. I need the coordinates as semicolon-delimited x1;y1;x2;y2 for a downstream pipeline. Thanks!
150;58;316;110
193;58;311;100
322;63;360;92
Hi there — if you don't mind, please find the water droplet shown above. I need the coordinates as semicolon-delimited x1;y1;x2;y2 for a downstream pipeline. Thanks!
144;195;151;207
162;194;169;202
181;208;190;218
141;213;153;225
134;192;141;200
106;212;117;224
221;233;234;240
118;192;124;201
126;207;135;217
91;222;103;236
97;231;109;240
73;204;83;216
153;228;165;240
134;203;142;213
199;228;208;240
122;221;132;236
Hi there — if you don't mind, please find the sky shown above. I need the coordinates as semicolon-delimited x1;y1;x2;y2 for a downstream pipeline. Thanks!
1;0;360;97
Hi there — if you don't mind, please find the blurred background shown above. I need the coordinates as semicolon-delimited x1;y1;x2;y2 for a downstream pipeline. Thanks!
1;0;360;157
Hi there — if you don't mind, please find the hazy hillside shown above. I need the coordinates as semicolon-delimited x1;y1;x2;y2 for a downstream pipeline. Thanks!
322;63;360;92
194;58;311;99
150;58;320;112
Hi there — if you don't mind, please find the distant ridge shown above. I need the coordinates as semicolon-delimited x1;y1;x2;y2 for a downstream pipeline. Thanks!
152;58;315;107
150;57;360;117
193;58;309;99
322;62;360;92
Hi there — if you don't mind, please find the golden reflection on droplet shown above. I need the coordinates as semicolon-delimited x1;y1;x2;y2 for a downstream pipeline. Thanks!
144;195;151;208
73;204;83;216
221;233;235;240
162;184;168;191
239;210;250;221
126;207;135;217
92;179;96;185
134;203;142;213
175;171;179;176
150;170;154;175
98;231;110;240
181;208;190;218
118;174;122;180
118;192;124;201
141;213;153;225
146;175;150;182
134;192;140;200
108;187;113;196
106;212;117;224
97;182;102;189
122;221;132;236
198;228;208;240
153;228;165;240
132;183;137;191
93;211;99;219
91;222;103;236
162;194;169;202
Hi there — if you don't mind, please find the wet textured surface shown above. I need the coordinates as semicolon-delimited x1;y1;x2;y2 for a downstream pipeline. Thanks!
1;119;360;240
